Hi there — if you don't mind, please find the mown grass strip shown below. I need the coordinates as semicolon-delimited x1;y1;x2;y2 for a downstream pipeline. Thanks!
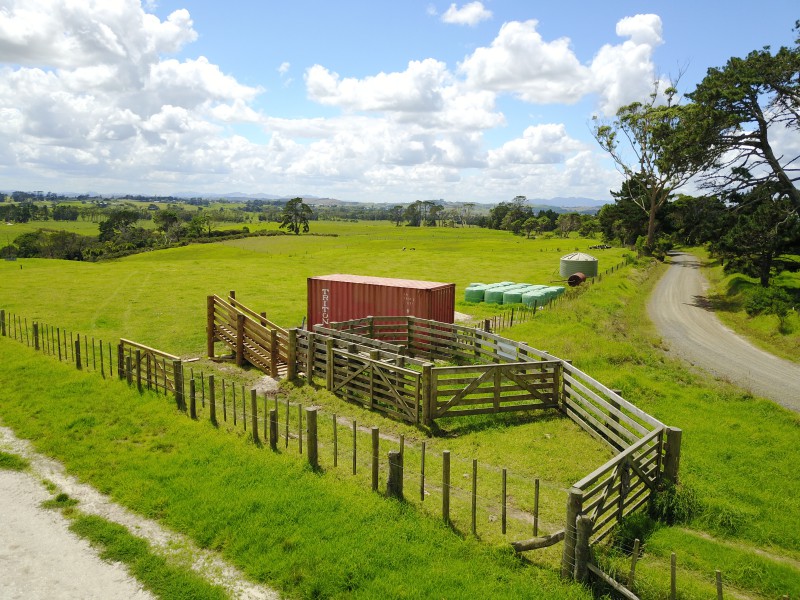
0;340;590;599
68;514;228;600
0;449;29;471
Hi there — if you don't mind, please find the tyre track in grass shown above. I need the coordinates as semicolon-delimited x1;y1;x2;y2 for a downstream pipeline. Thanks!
0;425;280;600
647;252;800;413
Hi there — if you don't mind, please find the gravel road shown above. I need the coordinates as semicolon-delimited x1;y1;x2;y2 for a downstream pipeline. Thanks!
647;252;800;413
0;426;280;600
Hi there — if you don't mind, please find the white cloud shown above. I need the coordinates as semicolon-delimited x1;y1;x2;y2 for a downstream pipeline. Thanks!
459;15;663;114
459;20;591;104
487;124;586;167
0;1;648;202
306;59;450;113
589;14;664;115
441;2;492;27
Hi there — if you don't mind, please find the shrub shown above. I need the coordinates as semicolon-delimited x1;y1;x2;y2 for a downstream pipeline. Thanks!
610;511;659;554
744;286;792;318
649;481;699;525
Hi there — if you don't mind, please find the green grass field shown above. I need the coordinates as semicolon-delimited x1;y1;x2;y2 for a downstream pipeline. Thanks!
1;220;798;599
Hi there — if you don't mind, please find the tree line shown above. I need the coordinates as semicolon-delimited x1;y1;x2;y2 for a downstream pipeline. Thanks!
592;21;800;289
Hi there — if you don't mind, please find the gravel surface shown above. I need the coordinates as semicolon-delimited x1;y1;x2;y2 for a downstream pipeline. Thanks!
647;252;800;412
0;426;280;600
0;468;155;600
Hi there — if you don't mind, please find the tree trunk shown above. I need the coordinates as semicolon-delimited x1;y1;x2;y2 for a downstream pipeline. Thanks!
759;251;773;287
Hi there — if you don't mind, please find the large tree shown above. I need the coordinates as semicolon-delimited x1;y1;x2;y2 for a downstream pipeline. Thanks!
593;84;714;252
279;197;313;235
713;184;800;287
686;23;800;207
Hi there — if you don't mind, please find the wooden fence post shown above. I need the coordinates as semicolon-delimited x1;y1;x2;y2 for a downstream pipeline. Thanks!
670;552;677;600
173;360;185;411
333;414;338;467
269;329;279;378
471;459;478;535
33;322;39;351
306;332;316;384
207;296;216;359
422;363;433;425
326;338;335;391
561;487;584;579
307;407;318;469
75;339;82;370
251;389;259;444
126;355;132;385
117;343;124;380
715;569;723;600
135;349;142;391
371;427;379;492
629;538;640;586
442;450;451;524
236;314;245;368
287;328;297;380
534;478;540;537
574;514;593;583
189;379;197;419
664;427;683;484
209;375;217;426
352;419;357;475
269;408;278;450
387;450;403;499
0;310;5;336
420;441;426;502
502;468;507;534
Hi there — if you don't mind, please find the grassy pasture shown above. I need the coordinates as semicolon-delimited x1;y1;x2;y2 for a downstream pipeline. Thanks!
693;247;800;363
1;221;798;598
0;221;627;354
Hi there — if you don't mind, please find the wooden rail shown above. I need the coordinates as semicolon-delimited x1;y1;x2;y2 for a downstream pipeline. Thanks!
118;338;184;408
207;294;289;376
429;361;560;418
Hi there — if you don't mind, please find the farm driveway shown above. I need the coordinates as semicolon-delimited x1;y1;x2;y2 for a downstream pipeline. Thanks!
0;425;279;600
648;252;800;413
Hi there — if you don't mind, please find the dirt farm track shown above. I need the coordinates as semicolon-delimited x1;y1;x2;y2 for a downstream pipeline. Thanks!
647;252;800;413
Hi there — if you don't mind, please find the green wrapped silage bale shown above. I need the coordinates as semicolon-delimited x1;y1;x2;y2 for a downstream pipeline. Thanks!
484;285;515;304
502;287;527;304
521;291;546;307
464;284;487;303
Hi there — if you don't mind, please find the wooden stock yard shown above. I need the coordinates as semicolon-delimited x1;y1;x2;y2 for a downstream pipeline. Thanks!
4;295;680;587
203;296;679;582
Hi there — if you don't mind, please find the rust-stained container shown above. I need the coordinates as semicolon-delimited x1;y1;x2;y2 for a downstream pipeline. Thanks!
307;274;455;329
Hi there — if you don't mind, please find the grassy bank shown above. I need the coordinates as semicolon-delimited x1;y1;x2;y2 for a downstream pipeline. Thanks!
688;247;800;363
0;341;589;599
1;222;798;598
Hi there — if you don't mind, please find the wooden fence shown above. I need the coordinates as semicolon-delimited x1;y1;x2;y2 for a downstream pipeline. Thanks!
117;338;185;410
207;293;288;377
429;361;560;419
2;301;682;589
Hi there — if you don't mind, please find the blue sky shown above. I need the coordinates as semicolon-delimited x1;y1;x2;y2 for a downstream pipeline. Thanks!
1;1;797;204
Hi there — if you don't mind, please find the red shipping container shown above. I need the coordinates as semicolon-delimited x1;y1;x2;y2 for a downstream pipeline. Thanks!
307;274;455;329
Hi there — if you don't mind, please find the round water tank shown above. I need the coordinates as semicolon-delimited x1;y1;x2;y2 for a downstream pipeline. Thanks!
560;252;598;278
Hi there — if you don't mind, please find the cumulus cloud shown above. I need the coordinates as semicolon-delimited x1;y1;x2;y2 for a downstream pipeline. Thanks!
487;124;586;167
590;14;664;115
306;59;450;113
0;1;654;202
459;15;663;114
459;20;591;104
441;2;492;26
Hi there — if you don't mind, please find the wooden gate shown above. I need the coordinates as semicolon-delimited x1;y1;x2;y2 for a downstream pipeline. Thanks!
429;361;560;419
329;348;421;423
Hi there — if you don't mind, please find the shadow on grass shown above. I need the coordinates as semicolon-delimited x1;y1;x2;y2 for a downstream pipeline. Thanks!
432;409;565;438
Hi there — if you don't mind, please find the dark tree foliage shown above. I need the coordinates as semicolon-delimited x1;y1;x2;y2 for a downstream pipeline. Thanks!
279;197;313;235
686;24;800;208
713;184;800;287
